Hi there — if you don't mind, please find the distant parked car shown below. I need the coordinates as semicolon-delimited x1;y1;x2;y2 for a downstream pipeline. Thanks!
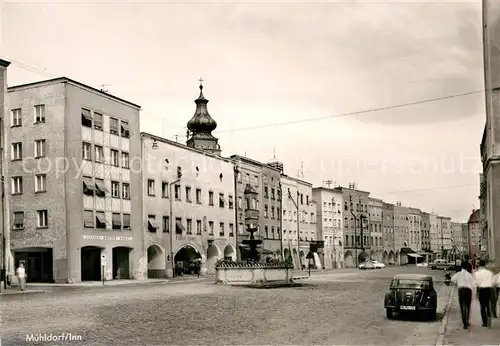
372;260;386;269
430;259;452;270
416;262;428;267
359;261;375;270
384;274;437;320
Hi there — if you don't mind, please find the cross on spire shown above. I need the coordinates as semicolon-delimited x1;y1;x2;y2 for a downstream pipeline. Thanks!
198;77;204;86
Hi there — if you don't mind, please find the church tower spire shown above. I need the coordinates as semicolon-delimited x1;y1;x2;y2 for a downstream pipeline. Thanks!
186;78;221;155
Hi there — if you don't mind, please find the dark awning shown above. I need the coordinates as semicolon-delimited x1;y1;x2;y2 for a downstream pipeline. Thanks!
148;219;159;229
82;109;93;121
96;214;107;224
94;181;108;193
176;221;185;233
83;177;95;190
112;214;121;227
400;247;416;254
123;214;130;228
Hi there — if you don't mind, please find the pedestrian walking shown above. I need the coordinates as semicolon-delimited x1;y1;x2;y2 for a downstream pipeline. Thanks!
492;270;500;318
474;259;495;327
16;263;26;291
451;261;475;329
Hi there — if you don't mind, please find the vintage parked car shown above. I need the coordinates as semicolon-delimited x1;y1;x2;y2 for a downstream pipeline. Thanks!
358;260;375;270
430;259;452;270
372;260;386;269
384;274;437;320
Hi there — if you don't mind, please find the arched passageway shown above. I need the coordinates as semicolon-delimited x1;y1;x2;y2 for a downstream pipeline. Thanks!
299;250;306;268
81;246;103;281
370;250;376;260
175;246;202;276
358;251;369;264
284;248;291;262
395;251;400;266
206;244;220;275
388;251;395;264
112;246;131;279
147;244;166;278
223;245;236;261
14;247;54;283
344;250;354;268
292;248;300;269
382;251;388;264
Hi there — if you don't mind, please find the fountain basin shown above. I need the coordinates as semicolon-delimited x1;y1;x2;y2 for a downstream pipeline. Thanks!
215;262;295;287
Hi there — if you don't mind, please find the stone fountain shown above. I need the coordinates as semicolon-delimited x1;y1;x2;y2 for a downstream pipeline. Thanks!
215;183;295;288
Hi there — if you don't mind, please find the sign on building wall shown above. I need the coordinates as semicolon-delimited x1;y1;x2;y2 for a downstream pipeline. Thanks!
82;235;132;241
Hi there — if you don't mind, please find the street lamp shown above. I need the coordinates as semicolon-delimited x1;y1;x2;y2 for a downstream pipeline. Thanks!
169;168;182;278
288;188;301;269
349;195;358;267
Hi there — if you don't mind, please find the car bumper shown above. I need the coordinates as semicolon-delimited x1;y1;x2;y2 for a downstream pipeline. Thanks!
385;305;434;312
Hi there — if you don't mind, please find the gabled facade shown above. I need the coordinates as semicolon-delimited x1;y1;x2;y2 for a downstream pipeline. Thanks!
368;197;383;262
312;187;344;269
408;208;422;253
382;202;395;264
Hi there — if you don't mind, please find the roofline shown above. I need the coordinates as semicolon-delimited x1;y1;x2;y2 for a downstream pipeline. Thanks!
8;77;141;109
0;58;10;68
280;174;312;187
312;186;343;194
141;132;233;164
333;186;371;195
229;154;282;174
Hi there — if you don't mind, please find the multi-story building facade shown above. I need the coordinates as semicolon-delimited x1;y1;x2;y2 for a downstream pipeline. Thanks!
0;58;10;287
468;209;483;257
394;202;410;265
461;223;470;256
451;222;465;254
382;202;395;264
336;185;370;268
420;212;432;262
7;77;143;283
368;197;383;263
430;212;439;259
481;0;500;267
312;186;344;269
230;155;282;260
441;216;452;256
142;132;236;277
408;208;421;253
281;175;319;269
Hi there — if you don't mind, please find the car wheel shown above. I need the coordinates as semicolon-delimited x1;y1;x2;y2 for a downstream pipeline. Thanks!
386;309;393;319
431;266;436;269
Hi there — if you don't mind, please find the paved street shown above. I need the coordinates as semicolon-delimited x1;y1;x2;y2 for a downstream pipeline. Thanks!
2;267;451;345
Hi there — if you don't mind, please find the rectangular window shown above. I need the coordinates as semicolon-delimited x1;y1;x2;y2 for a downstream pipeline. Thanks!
110;149;119;166
11;176;23;195
37;210;48;228
229;223;234;236
122;183;130;199
265;225;269;238
264;205;268;218
11;142;22;160
34;104;45;123
209;221;214;235
96;211;106;229
94;145;104;163
186;219;192;234
185;186;192;202
271;188;275;200
82;142;92;160
209;191;214;206
11;108;22;127
219;222;224;236
174;184;181;200
93;112;103;130
82;176;95;195
238;197;242;209
13;211;24;229
112;213;122;230
271;207;275;219
196;220;202;234
162;182;169;198
109;117;119;135
196;189;202;204
111;181;120;198
121;152;129;168
162;216;169;233
121;120;130;138
35;174;47;193
123;214;131;230
147;179;155;196
82;108;92;127
34;139;46;158
264;186;269;198
175;218;184;234
228;195;234;209
219;193;225;208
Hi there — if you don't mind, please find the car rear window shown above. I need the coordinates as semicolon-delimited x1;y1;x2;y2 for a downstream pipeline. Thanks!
391;279;431;289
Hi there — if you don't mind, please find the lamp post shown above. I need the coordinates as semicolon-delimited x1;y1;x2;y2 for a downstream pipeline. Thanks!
279;182;283;260
169;174;182;278
349;195;358;267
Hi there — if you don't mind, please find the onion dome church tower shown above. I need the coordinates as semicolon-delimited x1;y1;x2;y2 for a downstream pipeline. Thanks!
186;79;221;156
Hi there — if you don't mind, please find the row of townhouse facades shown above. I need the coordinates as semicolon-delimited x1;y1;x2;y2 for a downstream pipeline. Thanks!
0;69;472;284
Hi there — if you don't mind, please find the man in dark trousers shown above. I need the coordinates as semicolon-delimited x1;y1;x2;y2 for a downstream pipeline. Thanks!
474;259;495;327
451;261;476;329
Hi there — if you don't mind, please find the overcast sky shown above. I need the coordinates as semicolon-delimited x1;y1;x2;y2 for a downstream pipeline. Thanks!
1;0;484;222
